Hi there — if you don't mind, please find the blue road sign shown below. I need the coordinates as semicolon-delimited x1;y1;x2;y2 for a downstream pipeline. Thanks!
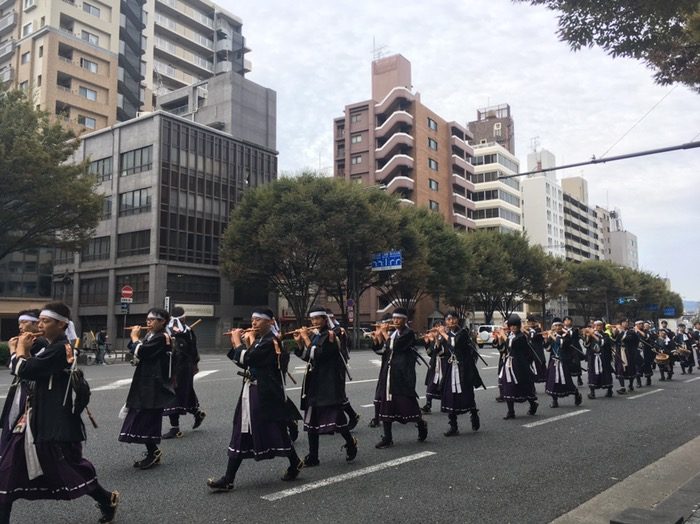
120;303;129;314
371;250;403;271
663;307;676;317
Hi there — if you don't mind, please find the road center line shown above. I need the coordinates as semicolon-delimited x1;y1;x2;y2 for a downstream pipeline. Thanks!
684;376;700;383
522;409;590;428
92;378;133;391
360;403;374;408
261;451;437;501
627;388;664;400
481;366;498;370
193;370;218;381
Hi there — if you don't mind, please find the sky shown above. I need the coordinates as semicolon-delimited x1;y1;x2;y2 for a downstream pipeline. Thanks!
219;0;700;302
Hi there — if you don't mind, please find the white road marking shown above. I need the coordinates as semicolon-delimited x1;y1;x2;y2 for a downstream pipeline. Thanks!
479;354;495;359
489;352;501;357
522;409;591;428
261;451;437;501
684;376;700;383
370;359;382;367
627;389;664;400
481;366;498;370
360;404;374;408
193;370;218;381
294;366;306;370
92;378;133;392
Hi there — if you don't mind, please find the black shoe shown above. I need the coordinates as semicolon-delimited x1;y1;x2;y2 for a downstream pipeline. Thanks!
375;436;393;449
193;410;206;429
617;388;627;395
575;392;583;406
162;427;183;439
302;455;320;468
348;414;360;431
342;437;358;462
368;418;379;428
97;490;120;524
289;422;299;442
134;449;161;470
577;377;583;386
444;425;459;437
659;376;666;381
587;393;595;400
503;412;515;420
417;420;428;442
281;460;303;481
646;377;652;386
206;477;234;492
550;398;559;408
527;402;538;416
495;396;505;403
605;388;613;398
420;403;431;414
471;410;481;431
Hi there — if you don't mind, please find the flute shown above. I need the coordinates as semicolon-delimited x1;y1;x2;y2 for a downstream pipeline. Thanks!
222;328;256;336
124;325;149;330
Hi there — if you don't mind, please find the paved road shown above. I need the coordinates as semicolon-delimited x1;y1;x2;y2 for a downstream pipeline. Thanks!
3;349;699;523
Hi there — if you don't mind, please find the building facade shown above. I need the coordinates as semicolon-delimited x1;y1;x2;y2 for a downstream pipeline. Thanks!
596;206;639;269
467;103;515;155
561;176;602;262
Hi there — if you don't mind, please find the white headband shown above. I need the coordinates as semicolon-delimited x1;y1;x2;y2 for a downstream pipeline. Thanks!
392;313;408;319
309;311;327;318
40;309;70;324
147;313;165;320
19;314;39;322
252;312;271;320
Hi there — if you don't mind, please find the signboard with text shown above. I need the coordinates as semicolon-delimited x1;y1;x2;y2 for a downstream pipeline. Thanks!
371;250;402;271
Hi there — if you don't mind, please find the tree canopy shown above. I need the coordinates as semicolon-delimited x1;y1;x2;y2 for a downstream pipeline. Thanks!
514;0;700;92
0;88;103;260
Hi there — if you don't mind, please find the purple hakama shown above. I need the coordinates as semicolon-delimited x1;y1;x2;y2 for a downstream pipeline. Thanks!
118;408;163;444
545;357;577;397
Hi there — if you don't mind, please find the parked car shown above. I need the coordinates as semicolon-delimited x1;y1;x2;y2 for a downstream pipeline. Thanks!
476;325;499;347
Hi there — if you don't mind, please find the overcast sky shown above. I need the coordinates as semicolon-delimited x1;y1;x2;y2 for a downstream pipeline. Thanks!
220;0;700;302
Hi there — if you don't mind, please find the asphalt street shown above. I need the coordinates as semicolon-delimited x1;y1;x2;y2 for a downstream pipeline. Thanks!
2;348;700;524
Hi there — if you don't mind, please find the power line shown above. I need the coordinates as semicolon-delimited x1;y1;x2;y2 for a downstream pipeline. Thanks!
500;140;700;180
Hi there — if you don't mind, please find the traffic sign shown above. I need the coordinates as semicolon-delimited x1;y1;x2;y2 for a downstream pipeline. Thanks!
663;307;676;317
121;285;134;299
120;303;129;314
347;298;354;307
371;250;402;271
120;297;133;304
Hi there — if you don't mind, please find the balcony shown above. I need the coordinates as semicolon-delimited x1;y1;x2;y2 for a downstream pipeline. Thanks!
375;154;414;183
452;212;474;230
384;175;415;194
449;121;472;142
0;11;16;36
374;86;415;115
0;39;14;60
0;66;13;84
215;37;232;52
0;0;13;10
156;0;214;33
452;173;475;193
375;132;413;160
452;153;470;171
215;60;231;74
375;110;413;138
154;13;213;53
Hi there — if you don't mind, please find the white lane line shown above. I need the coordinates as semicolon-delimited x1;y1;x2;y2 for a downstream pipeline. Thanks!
481;366;498;370
261;451;437;501
684;376;700;383
627;388;664;400
489;352;500;356
479;354;495;359
294;366;306;370
370;359;382;367
92;378;133;391
193;370;218;381
522;409;590;428
360;404;374;408
475;385;498;390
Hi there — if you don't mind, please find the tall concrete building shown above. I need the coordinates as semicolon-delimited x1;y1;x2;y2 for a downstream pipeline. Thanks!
467;103;515;155
53;87;277;349
561;176;603;262
596;206;639;269
333;54;476;231
521;148;566;258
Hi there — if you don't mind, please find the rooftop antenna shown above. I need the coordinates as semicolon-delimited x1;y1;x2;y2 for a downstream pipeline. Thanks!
529;136;540;153
372;37;388;60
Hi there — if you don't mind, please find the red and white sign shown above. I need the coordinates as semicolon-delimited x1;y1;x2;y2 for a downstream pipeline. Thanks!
121;285;134;299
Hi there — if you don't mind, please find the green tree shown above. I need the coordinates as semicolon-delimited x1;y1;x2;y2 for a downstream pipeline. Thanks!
527;250;569;322
0;89;103;259
566;260;624;322
513;0;700;92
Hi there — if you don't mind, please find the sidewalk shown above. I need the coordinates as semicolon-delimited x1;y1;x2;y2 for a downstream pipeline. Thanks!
552;434;700;523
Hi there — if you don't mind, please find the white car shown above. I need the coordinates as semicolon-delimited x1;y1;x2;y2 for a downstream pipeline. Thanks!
476;325;499;347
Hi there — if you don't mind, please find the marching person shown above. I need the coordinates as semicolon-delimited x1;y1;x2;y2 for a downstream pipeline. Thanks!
675;324;695;374
544;318;582;408
293;307;357;467
0;302;118;524
562;316;583;386
584;321;614;399
0;310;45;457
526;315;548;385
501;315;539;419
637;321;656;387
370;308;428;448
207;307;302;492
437;311;483;434
162;307;206;439
118;308;175;469
95;329;108;365
368;314;392;428
493;323;509;403
655;330;675;381
613;319;640;393
421;320;447;414
325;308;360;431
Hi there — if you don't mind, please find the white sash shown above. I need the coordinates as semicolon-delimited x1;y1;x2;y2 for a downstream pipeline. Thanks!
241;380;252;434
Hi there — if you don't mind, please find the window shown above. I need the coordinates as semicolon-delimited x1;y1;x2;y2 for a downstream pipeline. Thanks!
36;74;41;86
120;145;153;176
428;179;439;191
78;115;96;129
83;2;100;17
427;117;438;131
23;0;36;9
351;134;362;144
80;58;98;73
81;30;99;46
429;200;439;211
79;278;108;306
117;230;151;257
493;122;502;137
79;86;97;101
81;236;110;261
101;196;112;219
350;113;361;123
115;274;149;304
21;52;30;64
19;81;28;90
428;138;438;151
38;46;43;57
22;23;33;37
89;157;112;182
428;158;438;171
119;188;152;216
351;155;362;165
167;274;220;303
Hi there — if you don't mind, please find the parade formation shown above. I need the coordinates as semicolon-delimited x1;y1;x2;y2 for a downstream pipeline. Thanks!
1;302;699;523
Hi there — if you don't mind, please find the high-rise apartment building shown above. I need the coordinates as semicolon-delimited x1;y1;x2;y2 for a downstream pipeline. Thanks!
333;54;476;231
561;176;602;262
521;148;566;258
143;0;250;101
596;206;639;269
467;103;515;155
